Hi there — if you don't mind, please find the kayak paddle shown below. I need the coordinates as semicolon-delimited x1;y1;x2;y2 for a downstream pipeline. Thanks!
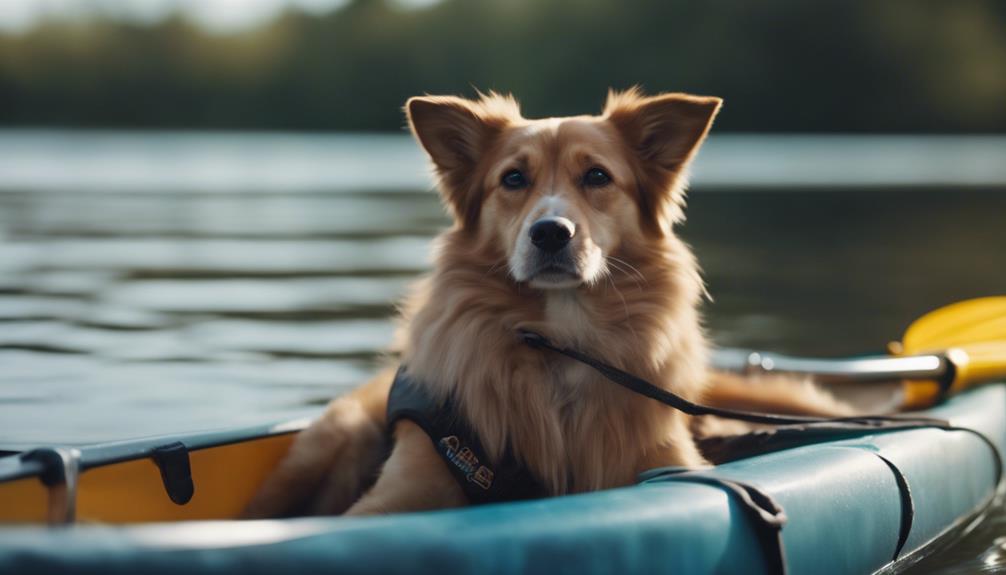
712;296;1006;409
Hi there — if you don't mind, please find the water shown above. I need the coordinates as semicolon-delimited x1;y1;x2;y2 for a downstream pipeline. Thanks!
1;131;1005;571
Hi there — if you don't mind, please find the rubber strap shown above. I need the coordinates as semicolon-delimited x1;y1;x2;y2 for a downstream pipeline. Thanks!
856;426;1003;564
872;453;914;561
645;471;789;574
696;420;955;464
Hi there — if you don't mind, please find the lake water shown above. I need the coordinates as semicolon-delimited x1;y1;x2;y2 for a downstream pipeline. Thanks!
1;131;1005;572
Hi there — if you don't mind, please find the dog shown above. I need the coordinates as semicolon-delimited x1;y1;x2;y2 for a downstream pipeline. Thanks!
243;88;852;517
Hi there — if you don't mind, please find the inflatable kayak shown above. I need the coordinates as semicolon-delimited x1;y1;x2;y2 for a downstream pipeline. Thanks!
0;382;1003;575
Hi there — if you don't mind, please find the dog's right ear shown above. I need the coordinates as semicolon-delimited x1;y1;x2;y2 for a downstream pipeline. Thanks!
406;96;509;226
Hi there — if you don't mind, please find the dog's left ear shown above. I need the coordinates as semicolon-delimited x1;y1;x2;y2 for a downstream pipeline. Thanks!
605;90;722;230
605;90;722;172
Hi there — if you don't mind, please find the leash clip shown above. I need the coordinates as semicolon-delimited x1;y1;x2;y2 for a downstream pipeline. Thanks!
517;329;549;350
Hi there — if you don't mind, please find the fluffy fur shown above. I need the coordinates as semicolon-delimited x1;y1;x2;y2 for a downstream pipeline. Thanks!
243;88;852;518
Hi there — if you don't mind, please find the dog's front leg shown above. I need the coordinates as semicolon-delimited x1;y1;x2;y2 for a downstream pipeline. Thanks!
636;415;711;474
243;368;394;518
344;419;467;515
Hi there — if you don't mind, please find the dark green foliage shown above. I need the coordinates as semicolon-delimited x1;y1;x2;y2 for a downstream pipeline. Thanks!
1;0;1005;132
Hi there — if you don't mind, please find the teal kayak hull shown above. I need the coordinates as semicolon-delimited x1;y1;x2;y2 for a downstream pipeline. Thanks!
1;384;1003;574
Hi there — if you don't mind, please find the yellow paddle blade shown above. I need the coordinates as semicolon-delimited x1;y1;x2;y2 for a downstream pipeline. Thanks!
898;296;1006;409
901;296;1006;354
955;340;1006;383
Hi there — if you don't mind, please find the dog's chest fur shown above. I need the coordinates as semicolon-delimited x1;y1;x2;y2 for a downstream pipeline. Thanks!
399;238;709;495
544;290;593;337
540;291;598;381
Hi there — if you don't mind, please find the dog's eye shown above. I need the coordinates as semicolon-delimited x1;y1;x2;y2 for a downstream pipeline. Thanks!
583;167;611;187
501;169;529;190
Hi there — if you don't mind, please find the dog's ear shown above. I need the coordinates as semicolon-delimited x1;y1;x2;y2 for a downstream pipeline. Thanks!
605;89;722;230
406;95;511;225
605;90;722;172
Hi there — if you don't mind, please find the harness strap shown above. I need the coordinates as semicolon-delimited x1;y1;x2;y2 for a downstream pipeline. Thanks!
387;368;547;504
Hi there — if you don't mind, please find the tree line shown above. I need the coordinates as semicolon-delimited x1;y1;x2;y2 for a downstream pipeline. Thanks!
1;0;1004;132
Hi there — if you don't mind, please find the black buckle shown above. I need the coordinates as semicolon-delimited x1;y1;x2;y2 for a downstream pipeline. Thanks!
152;441;195;505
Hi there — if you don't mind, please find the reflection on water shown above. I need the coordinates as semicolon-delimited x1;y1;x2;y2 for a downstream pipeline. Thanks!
902;490;1006;575
0;133;1004;570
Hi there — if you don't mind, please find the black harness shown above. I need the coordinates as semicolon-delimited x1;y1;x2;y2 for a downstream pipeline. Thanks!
387;367;547;504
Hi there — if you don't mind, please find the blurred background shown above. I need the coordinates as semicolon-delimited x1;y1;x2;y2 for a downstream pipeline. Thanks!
3;0;1006;131
0;2;1005;568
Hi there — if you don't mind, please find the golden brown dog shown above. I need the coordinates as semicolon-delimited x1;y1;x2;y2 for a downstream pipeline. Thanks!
243;88;851;518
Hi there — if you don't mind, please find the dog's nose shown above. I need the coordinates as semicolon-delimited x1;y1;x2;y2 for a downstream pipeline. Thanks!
529;218;575;253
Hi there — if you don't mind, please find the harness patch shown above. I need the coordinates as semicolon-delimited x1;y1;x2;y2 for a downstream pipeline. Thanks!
439;435;494;490
386;367;545;504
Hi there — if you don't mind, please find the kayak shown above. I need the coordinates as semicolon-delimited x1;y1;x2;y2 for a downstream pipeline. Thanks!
0;383;1003;575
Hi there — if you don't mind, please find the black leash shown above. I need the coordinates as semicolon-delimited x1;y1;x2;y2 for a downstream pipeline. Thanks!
518;330;948;428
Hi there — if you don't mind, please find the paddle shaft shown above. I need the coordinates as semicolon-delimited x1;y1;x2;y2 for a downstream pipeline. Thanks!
709;297;1005;407
711;349;953;386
